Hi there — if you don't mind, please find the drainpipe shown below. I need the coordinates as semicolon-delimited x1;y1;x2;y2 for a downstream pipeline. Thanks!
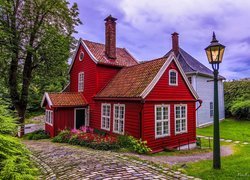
196;99;203;111
139;99;145;139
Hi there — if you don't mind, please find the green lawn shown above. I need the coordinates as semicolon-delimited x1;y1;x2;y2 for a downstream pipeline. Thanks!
177;118;250;179
177;144;250;180
197;118;250;142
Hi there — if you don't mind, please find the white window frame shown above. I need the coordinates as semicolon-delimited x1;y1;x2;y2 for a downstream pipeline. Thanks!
169;69;178;86
78;72;84;92
113;104;125;134
175;104;188;134
155;104;170;138
45;110;53;126
210;102;214;118
101;103;111;131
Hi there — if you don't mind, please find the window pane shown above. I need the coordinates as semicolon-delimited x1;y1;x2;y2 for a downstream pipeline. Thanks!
119;119;124;133
102;117;105;128
156;107;162;120
181;119;186;131
176;106;180;118
156;122;162;135
181;106;186;118
163;121;168;134
176;120;180;132
163;107;168;119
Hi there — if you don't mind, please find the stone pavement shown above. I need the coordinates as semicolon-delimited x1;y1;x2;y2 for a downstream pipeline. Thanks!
24;140;198;180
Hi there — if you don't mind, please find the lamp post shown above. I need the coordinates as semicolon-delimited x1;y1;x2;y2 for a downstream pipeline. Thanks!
205;32;225;169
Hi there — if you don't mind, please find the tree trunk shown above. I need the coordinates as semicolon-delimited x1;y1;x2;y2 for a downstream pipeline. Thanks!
16;105;26;137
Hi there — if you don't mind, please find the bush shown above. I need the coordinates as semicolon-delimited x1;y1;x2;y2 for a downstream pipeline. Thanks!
230;100;250;120
52;129;71;143
0;97;38;179
0;101;17;135
224;79;250;120
23;130;50;140
118;135;152;154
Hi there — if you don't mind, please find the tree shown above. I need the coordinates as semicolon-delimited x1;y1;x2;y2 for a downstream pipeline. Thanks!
0;0;81;136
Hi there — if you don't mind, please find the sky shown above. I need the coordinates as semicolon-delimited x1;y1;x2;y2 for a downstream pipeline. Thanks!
69;0;250;80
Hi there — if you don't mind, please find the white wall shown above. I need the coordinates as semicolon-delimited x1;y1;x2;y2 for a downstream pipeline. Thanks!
188;75;225;127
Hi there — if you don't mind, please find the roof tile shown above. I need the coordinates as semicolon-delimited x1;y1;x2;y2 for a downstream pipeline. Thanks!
83;40;138;67
48;92;87;107
96;57;167;98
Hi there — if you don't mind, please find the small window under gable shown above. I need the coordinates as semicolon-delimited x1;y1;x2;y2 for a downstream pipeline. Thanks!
169;69;178;86
78;72;84;92
79;51;84;61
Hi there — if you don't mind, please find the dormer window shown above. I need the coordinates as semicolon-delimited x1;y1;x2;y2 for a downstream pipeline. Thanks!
78;72;84;92
169;69;178;86
79;51;84;61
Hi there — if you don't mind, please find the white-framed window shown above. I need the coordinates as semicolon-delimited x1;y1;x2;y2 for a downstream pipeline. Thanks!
113;104;125;134
169;69;178;86
210;102;214;118
78;72;84;92
155;105;170;138
79;51;84;61
101;103;111;130
45;110;53;125
175;104;187;134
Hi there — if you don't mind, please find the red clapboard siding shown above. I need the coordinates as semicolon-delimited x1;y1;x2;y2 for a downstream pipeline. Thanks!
70;44;97;104
92;101;142;138
142;101;196;151
54;108;74;136
146;61;194;100
96;65;121;93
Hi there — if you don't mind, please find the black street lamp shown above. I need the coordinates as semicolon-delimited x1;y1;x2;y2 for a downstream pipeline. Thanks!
205;32;225;169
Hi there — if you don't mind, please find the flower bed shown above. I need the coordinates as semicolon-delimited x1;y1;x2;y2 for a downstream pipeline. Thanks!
52;127;120;150
52;126;152;153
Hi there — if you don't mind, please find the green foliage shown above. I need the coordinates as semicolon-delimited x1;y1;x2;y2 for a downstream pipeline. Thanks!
230;100;250;120
52;130;71;143
118;135;152;154
93;128;107;136
224;79;250;120
23;130;50;140
0;0;81;123
0;103;38;179
0;99;17;135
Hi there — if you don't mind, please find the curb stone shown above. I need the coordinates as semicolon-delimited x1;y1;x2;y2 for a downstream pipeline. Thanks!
30;154;56;179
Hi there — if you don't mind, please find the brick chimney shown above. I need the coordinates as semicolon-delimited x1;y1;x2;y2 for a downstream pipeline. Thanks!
172;32;179;55
104;15;117;59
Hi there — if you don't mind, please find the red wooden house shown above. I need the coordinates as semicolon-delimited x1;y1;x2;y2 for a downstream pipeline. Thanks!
41;15;200;152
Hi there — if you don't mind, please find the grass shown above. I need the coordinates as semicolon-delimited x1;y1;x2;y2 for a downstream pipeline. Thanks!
178;118;250;179
176;144;250;180
151;138;212;157
197;118;250;142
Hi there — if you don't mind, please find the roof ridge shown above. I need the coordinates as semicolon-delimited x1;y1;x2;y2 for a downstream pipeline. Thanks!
83;39;126;50
127;57;167;69
178;48;196;72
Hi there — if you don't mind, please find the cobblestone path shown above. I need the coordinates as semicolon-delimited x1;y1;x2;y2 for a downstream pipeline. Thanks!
24;140;196;180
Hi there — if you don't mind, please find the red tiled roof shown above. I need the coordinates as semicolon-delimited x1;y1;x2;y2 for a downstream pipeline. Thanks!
83;40;138;67
46;92;87;107
96;57;167;98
